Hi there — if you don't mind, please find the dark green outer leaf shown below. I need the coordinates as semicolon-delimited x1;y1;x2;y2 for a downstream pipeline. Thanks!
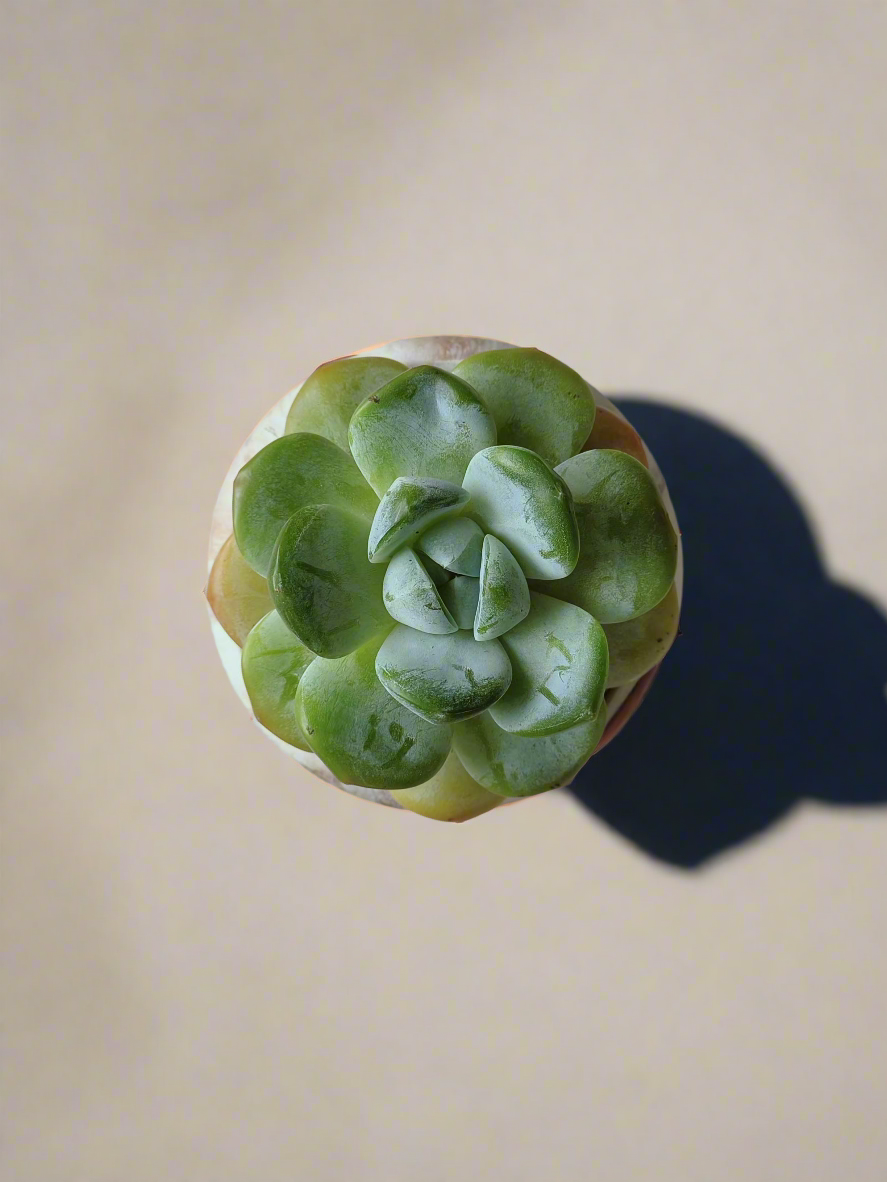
547;449;678;623
270;504;388;658
604;581;680;687
296;634;452;790
233;432;377;576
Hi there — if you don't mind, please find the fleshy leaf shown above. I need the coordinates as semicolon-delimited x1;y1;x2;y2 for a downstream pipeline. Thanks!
382;548;458;635
207;534;274;646
420;553;452;587
285;356;406;450
348;365;497;496
582;405;648;467
390;750;503;823
604;582;680;687
475;535;531;641
439;575;480;631
241;610;315;750
462;446;579;579
296;634;451;790
453;708;607;798
453;347;597;467
367;477;468;563
548;449;678;623
269;504;388;658
417;516;484;576
233;433;377;576
489;591;608;736
375;625;512;725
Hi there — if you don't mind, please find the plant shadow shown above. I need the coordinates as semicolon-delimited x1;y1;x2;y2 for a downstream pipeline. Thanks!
569;398;887;868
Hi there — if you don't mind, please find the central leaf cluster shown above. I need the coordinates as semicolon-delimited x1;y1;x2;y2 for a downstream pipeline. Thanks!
276;365;599;731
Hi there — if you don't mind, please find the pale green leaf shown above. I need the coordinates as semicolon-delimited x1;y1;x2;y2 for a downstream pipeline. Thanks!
474;535;530;640
348;365;496;496
453;708;607;798
420;553;452;587
375;625;512;725
383;548;458;635
390;750;503;823
417;516;484;576
285;356;406;450
489;591;608;735
367;477;468;563
462;445;579;579
439;575;480;631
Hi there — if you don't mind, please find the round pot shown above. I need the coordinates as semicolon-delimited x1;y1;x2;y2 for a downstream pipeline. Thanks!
206;335;683;809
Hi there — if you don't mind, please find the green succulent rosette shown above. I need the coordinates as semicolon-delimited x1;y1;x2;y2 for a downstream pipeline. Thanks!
208;340;681;822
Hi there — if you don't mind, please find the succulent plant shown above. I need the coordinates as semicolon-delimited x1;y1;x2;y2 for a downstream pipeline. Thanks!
207;338;682;822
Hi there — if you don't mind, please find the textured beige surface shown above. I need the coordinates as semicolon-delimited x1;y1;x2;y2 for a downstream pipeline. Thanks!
3;4;887;1180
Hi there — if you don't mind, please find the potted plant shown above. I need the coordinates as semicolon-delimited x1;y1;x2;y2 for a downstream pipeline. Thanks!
207;336;683;822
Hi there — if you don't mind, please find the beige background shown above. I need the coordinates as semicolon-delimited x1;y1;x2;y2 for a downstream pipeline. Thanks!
3;4;887;1180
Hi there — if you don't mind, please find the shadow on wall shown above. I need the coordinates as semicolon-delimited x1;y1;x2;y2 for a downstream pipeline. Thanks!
570;399;887;869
